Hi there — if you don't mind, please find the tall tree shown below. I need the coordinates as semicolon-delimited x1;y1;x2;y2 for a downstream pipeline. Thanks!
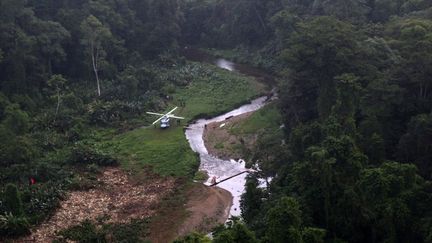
279;16;362;128
386;18;432;112
213;220;259;243
47;74;67;121
312;0;369;21
80;15;112;96
33;20;70;76
145;0;183;56
356;162;431;242
397;114;432;179
265;197;303;243
241;176;265;224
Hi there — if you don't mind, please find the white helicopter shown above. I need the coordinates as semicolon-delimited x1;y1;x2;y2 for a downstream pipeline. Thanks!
146;107;185;129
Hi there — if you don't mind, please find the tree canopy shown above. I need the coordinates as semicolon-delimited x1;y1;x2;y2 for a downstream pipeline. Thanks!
1;0;432;242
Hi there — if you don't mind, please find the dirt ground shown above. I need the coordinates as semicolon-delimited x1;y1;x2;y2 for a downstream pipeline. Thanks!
178;184;232;235
16;167;232;243
19;167;176;243
203;111;257;160
149;183;232;243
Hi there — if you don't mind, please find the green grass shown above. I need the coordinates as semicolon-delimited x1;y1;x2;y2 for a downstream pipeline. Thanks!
114;62;267;178
214;142;225;149
214;102;284;162
230;103;282;135
200;102;283;163
174;63;267;120
204;47;277;72
193;170;209;182
115;127;198;177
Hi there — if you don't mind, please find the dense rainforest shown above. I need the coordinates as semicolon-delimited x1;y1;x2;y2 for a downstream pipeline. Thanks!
0;0;187;240
1;0;432;242
183;0;432;242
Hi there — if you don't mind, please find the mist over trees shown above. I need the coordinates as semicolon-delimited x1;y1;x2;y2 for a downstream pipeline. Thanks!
0;0;432;242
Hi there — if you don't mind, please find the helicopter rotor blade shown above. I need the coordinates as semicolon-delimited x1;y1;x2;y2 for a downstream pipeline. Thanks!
167;115;185;119
147;107;182;126
146;112;165;116
152;116;165;125
165;107;178;116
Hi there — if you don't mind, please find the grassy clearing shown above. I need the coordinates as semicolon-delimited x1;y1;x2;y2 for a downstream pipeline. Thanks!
114;62;267;178
115;126;198;177
204;102;284;161
174;63;267;120
232;102;285;162
204;47;278;72
229;102;282;135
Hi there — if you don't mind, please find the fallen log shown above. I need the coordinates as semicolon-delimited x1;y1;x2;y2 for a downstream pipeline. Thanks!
209;171;249;187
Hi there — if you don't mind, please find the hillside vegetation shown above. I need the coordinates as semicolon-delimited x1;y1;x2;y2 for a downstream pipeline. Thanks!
204;102;283;163
1;0;432;242
181;0;432;242
116;63;266;177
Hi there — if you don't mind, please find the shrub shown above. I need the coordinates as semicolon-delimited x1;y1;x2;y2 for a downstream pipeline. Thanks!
58;220;107;242
69;142;118;167
62;92;84;112
3;184;24;217
193;170;209;183
174;232;211;243
32;161;72;183
110;219;150;243
67;121;86;142
0;163;29;184
23;182;65;224
0;212;30;238
57;219;150;243
67;175;98;191
87;100;141;125
0;134;38;165
86;163;101;174
0;184;31;238
2;104;30;135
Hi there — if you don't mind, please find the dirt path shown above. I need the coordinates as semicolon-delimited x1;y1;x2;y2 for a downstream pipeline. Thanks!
20;168;175;243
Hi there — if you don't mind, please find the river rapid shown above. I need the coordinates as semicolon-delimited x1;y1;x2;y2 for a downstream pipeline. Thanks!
183;49;273;217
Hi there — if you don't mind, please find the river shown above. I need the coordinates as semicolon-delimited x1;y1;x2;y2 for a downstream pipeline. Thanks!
183;48;273;217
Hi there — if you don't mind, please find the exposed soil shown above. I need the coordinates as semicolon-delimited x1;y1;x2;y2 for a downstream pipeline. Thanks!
179;184;232;235
203;111;257;160
20;167;176;243
14;104;254;243
149;183;232;243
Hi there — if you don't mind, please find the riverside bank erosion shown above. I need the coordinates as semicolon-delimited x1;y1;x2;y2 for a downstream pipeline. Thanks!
185;96;270;217
183;48;275;217
203;111;256;160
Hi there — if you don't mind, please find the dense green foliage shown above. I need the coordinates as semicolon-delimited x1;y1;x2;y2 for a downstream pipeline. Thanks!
181;0;432;242
173;232;211;243
0;184;30;237
115;62;264;177
2;0;432;242
56;218;151;243
0;0;186;239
